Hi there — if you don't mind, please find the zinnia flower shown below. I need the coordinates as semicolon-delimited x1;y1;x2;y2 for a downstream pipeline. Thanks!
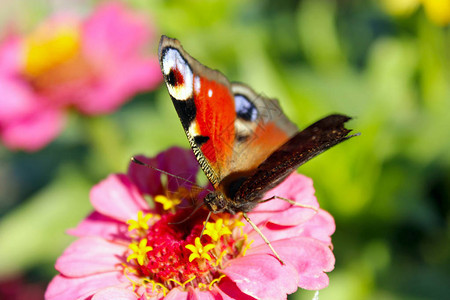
380;0;450;26
0;2;162;151
45;147;335;299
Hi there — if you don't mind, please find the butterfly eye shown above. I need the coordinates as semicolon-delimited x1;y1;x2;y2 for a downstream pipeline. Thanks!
167;68;184;87
161;48;193;100
234;94;258;122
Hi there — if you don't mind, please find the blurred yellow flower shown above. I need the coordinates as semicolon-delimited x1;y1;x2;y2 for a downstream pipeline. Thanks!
381;0;420;16
422;0;450;25
381;0;450;25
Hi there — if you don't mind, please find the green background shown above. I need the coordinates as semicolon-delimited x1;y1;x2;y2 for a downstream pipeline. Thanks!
0;0;449;299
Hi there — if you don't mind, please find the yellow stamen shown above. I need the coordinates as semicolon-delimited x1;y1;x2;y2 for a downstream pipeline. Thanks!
154;282;167;296
122;265;139;290
242;240;254;256
209;274;226;289
182;276;196;287
167;278;183;287
127;238;153;265
168;276;196;288
185;237;215;262
154;195;181;211
24;21;81;77
142;279;168;296
242;233;248;243
226;214;245;227
121;263;138;275
142;279;154;292
214;250;227;267
233;219;245;228
203;218;232;242
218;215;245;236
127;211;153;232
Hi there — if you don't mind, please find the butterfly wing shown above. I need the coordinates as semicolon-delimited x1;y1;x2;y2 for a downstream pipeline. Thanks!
234;114;357;204
225;83;298;175
158;36;297;188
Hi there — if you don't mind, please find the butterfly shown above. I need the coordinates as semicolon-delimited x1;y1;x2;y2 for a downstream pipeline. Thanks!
155;35;357;263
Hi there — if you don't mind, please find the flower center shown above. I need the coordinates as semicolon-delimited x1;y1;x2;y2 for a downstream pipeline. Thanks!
22;21;93;93
24;22;80;77
124;196;251;296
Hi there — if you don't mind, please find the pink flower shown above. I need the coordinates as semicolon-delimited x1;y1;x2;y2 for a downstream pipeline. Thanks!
45;147;335;300
0;2;162;151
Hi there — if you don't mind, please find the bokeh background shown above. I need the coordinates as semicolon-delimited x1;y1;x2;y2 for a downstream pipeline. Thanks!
1;0;449;299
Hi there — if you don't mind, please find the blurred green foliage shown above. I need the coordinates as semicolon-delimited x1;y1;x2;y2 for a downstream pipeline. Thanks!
0;0;449;299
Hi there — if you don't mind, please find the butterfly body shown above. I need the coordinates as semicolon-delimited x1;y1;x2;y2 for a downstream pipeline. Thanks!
158;36;356;216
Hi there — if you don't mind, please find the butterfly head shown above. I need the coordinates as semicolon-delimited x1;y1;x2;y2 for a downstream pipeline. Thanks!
204;191;229;214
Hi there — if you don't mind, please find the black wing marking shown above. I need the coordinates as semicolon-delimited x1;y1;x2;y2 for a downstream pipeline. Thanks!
234;114;358;203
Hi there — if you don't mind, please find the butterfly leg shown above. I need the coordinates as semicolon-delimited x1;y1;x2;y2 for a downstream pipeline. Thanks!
199;211;212;239
243;213;285;265
259;196;318;213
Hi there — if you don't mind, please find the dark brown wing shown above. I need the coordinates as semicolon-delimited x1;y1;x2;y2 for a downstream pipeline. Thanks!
234;114;358;204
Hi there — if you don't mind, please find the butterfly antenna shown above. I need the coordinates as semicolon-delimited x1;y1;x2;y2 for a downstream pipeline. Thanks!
199;211;212;239
243;213;285;265
168;202;205;225
131;157;213;192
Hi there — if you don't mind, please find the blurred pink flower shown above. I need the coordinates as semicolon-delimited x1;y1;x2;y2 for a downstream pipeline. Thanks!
0;3;162;151
45;147;335;300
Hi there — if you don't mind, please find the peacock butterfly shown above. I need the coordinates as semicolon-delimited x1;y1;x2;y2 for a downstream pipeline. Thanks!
155;35;357;263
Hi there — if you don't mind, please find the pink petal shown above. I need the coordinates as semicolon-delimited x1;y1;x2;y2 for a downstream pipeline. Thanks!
188;289;219;300
246;222;304;248
0;34;23;75
127;155;164;196
217;278;257;300
92;286;137;300
74;2;163;114
164;288;188;300
67;211;129;242
155;147;200;191
76;58;162;114
0;76;36;123
1;105;66;151
247;237;335;290
248;209;335;248
55;237;126;277
45;272;127;300
248;173;318;227
127;148;200;196
299;209;335;246
221;253;298;300
82;3;153;61
90;174;150;222
134;286;165;300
